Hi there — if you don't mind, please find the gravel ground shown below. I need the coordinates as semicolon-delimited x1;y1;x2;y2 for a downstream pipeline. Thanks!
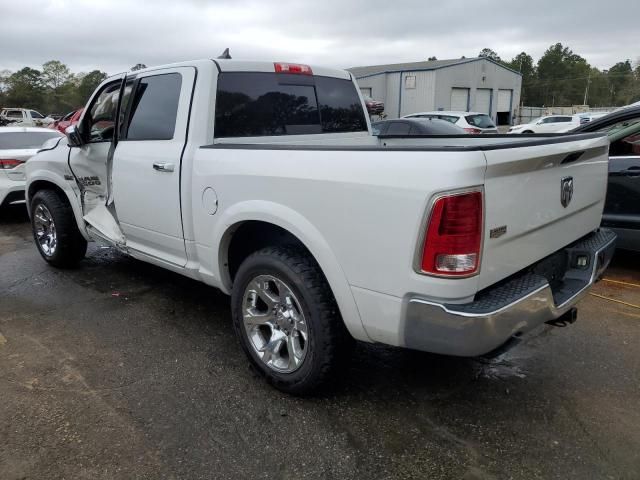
1;204;639;479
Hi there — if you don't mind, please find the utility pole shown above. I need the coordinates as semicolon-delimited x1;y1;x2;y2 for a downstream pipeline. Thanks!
583;71;591;106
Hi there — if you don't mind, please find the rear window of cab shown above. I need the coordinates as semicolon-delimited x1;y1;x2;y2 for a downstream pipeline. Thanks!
214;72;368;138
465;114;495;128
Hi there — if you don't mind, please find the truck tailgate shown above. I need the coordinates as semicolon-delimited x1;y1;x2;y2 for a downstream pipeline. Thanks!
479;134;609;290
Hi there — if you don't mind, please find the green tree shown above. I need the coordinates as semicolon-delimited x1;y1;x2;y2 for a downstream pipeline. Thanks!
507;52;536;104
536;43;590;106
41;60;75;113
42;60;72;89
77;70;108;105
608;60;635;105
585;68;610;107
3;67;45;110
478;48;501;62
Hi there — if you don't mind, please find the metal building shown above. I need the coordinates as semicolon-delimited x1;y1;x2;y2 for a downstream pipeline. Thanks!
349;57;522;125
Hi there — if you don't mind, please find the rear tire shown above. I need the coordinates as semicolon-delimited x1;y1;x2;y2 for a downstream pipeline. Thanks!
522;130;534;134
30;189;87;268
231;246;352;395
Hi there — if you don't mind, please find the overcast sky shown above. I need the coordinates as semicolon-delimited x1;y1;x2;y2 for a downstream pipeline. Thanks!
1;0;638;75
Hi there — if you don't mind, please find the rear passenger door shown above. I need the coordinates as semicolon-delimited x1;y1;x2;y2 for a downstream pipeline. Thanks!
111;67;196;266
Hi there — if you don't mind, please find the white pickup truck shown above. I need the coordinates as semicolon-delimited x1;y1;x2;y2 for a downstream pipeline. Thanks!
0;108;54;127
25;59;615;394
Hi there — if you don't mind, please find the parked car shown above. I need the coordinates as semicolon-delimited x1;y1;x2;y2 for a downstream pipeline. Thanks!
0;127;64;208
362;94;384;115
51;108;83;134
576;112;609;125
371;117;467;136
0;108;54;128
403;111;498;134
26;59;614;394
508;115;575;134
570;106;640;251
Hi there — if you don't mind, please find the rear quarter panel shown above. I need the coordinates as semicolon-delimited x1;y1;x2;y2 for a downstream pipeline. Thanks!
191;147;488;299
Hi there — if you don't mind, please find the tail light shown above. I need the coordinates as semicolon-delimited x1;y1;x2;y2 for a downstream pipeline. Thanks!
464;127;482;134
0;159;23;169
274;63;313;75
420;190;483;276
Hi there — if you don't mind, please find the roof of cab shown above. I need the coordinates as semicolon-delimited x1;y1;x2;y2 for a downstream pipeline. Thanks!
108;59;352;81
214;59;351;80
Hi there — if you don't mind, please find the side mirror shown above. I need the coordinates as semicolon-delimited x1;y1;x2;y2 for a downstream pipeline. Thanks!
65;125;84;147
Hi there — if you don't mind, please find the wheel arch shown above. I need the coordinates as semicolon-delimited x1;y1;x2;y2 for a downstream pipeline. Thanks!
27;174;88;240
214;202;369;342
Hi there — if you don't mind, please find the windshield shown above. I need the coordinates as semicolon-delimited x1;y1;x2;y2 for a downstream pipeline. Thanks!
0;131;62;149
465;114;495;128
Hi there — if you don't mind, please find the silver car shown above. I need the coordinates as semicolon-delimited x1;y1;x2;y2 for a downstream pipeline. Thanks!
0;127;64;208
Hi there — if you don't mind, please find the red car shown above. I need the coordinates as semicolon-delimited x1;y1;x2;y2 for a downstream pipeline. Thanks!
51;108;83;134
362;95;384;116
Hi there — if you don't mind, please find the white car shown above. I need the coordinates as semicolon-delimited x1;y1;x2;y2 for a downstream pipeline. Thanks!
403;111;498;134
508;115;577;134
0;127;63;208
0;108;55;128
26;58;615;394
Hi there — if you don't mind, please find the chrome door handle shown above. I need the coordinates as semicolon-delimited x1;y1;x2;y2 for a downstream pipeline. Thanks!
153;162;175;172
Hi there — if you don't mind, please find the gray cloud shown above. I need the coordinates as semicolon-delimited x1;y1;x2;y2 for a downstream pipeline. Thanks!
1;0;637;75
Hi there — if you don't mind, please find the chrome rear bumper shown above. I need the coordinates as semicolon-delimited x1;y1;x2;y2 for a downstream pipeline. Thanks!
404;229;616;356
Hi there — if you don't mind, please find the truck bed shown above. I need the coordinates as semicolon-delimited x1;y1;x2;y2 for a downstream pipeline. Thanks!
211;131;604;150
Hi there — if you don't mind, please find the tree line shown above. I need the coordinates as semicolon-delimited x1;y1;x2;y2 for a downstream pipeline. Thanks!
478;44;639;108
0;60;108;115
2;46;639;113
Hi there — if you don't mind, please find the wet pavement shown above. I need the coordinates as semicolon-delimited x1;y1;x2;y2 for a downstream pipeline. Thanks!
1;204;639;479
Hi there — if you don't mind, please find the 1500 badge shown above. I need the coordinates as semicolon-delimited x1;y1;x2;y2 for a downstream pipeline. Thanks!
78;176;101;186
490;225;507;239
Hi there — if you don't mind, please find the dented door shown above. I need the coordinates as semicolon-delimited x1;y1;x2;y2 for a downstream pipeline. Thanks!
69;76;127;245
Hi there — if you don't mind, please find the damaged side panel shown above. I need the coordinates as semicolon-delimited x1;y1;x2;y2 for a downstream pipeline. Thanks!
68;76;128;247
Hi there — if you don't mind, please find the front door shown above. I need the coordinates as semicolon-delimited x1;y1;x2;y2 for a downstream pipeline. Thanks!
68;75;127;245
110;67;195;266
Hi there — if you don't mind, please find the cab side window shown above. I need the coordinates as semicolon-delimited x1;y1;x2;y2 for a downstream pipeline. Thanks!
610;131;640;157
86;82;122;143
123;74;182;141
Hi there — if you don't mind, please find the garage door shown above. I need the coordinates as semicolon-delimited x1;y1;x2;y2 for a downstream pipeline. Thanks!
475;89;491;115
450;88;469;111
497;89;512;112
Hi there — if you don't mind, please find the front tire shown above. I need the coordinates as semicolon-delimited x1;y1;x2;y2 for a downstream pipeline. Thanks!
231;246;352;395
30;189;87;268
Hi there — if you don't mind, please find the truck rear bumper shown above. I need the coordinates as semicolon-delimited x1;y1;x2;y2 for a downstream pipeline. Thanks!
404;229;616;356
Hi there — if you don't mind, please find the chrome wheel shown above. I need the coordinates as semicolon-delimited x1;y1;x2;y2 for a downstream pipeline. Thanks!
242;275;308;373
34;203;57;257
